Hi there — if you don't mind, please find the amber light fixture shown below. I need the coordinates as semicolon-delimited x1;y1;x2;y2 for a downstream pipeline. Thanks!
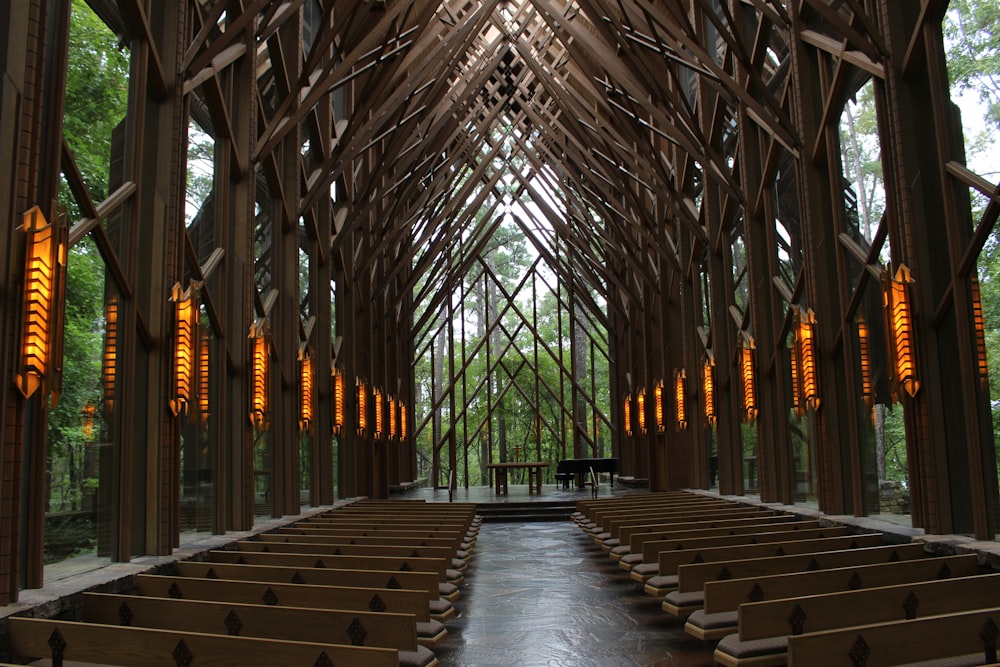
623;393;633;437
102;295;118;413
373;386;385;440
82;402;96;441
16;206;67;402
636;387;647;434
702;354;716;426
971;274;989;391
388;395;398;441
169;282;198;417
741;339;758;423
653;380;665;434
796;307;820;412
884;264;919;399
357;379;369;436
198;334;210;425
399;402;407;440
299;346;314;433
332;366;345;435
674;369;688;430
249;319;270;429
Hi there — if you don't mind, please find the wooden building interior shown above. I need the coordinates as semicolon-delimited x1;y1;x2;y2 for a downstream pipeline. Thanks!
2;0;1000;664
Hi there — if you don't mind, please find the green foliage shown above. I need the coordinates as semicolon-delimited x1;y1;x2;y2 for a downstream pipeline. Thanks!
61;0;129;217
945;0;1000;132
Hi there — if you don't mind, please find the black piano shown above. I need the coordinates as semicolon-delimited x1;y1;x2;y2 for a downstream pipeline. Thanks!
555;457;619;489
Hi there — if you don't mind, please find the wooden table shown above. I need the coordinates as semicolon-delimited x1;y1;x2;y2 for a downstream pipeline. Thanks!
486;462;549;494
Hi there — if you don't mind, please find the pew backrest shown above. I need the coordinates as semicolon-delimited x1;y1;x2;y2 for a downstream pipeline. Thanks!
8;617;399;667
83;591;418;651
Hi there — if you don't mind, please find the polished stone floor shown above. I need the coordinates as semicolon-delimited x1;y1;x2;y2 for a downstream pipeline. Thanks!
433;519;716;667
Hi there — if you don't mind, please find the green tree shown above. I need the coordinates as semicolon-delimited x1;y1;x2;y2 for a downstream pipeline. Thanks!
945;0;1000;133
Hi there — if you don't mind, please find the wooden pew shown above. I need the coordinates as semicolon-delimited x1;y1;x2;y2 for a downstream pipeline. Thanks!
9;617;399;667
177;561;455;646
786;606;1000;666
278;526;472;551
679;543;928;639
573;491;708;520
613;518;819;562
139;573;431;618
281;525;472;546
237;540;467;571
585;499;734;527
259;532;462;551
714;572;1000;666
645;533;885;594
593;507;778;545
208;549;458;586
626;525;850;573
616;515;803;558
83;591;435;667
690;553;981;634
177;561;441;603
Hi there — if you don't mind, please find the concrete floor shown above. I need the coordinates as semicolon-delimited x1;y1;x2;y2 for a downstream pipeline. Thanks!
430;516;715;667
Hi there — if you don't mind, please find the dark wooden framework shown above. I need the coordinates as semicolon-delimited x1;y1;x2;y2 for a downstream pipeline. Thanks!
0;0;995;606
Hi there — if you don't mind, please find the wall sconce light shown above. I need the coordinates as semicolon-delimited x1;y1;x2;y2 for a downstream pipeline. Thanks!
388;395;398;441
653;380;665;434
636;387;647;434
623;393;633;437
857;314;873;409
102;295;118;413
373;386;385;440
702;354;716;426
357;378;368;436
796;308;820;412
249;319;270;430
332;366;345;435
790;335;802;416
15;206;67;403
674;369;688;430
971;274;989;391
198;334;210;426
400;401;407;441
883;264;919;399
741;338;758;424
169;282;199;417
298;346;314;433
82;402;96;441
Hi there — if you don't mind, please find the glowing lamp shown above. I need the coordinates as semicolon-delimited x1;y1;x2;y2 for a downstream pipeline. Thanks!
169;282;198;417
332;366;345;435
971;275;989;390
102;295;118;413
389;395;398;441
883;265;919;399
653;380;665;434
623;393;633;437
198;334;210;425
741;339;757;423
790;338;802;415
674;369;687;430
298;347;314;433
373;386;385;440
702;354;716;426
82;402;96;441
357;379;368;435
400;402;407;440
636;387;647;434
857;314;873;409
796;308;820;411
15;206;67;402
249;320;270;429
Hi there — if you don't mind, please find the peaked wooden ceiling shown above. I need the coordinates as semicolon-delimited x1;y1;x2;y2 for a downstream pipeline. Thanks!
237;0;797;324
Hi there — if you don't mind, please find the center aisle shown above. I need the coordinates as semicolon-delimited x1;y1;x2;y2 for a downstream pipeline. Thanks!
434;520;715;667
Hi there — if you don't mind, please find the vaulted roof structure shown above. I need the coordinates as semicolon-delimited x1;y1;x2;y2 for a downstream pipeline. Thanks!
0;0;998;603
